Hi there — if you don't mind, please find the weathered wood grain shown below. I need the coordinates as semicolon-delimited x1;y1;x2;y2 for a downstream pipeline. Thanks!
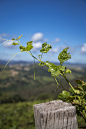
33;100;78;129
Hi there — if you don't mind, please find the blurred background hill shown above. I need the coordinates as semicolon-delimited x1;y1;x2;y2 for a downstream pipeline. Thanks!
0;60;86;103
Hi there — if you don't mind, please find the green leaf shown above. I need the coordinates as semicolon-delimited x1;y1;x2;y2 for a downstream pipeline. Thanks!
19;43;33;52
16;34;23;40
72;99;80;105
42;42;47;48
74;89;82;95
73;86;84;95
39;61;61;78
26;45;33;51
42;61;61;78
69;87;75;95
75;79;83;84
82;110;86;119
85;106;86;110
48;67;60;78
75;80;86;91
45;61;57;67
59;66;67;72
19;46;26;52
57;90;70;102
83;93;86;100
82;103;86;109
66;96;76;103
27;41;33;46
38;61;45;66
12;42;19;46
82;85;86;91
40;42;52;53
65;69;71;74
58;47;71;65
12;38;15;40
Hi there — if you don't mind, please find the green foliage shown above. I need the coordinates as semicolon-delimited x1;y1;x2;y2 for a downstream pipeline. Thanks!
36;93;52;100
58;79;86;121
58;47;71;66
40;42;52;53
12;42;19;46
19;41;33;52
0;94;26;104
0;34;86;128
0;101;36;129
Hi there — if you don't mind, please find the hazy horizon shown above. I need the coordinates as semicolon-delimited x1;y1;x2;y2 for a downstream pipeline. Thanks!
0;59;86;65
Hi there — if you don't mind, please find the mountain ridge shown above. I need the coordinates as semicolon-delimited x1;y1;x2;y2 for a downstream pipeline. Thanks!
0;59;86;69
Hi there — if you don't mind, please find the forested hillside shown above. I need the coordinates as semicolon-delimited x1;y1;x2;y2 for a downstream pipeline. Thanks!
0;63;86;103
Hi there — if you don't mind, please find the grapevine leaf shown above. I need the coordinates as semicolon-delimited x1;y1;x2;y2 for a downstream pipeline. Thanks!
57;90;71;102
82;110;86;119
75;79;83;84
59;66;67;72
58;47;71;65
48;67;60;78
26;45;33;51
12;38;15;40
83;93;86;100
38;61;46;66
65;69;71;74
72;99;81;105
19;46;26;52
75;79;86;91
40;42;52;53
12;42;19;46
27;41;33;46
16;34;23;40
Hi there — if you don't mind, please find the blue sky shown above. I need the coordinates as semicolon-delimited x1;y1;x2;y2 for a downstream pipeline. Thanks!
0;0;86;64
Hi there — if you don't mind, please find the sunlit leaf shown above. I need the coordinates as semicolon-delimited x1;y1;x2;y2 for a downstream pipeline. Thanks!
12;42;19;46
58;47;71;65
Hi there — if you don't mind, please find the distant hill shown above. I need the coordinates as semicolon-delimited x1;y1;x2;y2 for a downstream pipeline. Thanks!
0;60;35;66
0;59;86;104
0;59;86;69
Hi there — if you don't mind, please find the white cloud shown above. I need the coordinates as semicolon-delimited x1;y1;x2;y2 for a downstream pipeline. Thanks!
1;32;69;55
55;38;60;42
78;43;86;55
31;32;44;42
0;33;10;37
29;33;48;42
81;43;86;52
32;42;42;49
60;45;75;53
30;32;60;53
2;40;18;49
0;33;18;48
50;38;60;44
29;32;49;52
3;40;14;47
43;38;48;42
30;33;64;54
49;46;59;53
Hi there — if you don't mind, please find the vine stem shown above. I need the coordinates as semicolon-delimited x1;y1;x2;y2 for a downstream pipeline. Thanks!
60;72;77;94
27;51;75;94
54;76;70;92
76;104;86;123
27;51;43;63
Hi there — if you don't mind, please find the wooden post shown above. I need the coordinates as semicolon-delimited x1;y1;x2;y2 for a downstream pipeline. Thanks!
33;100;78;129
